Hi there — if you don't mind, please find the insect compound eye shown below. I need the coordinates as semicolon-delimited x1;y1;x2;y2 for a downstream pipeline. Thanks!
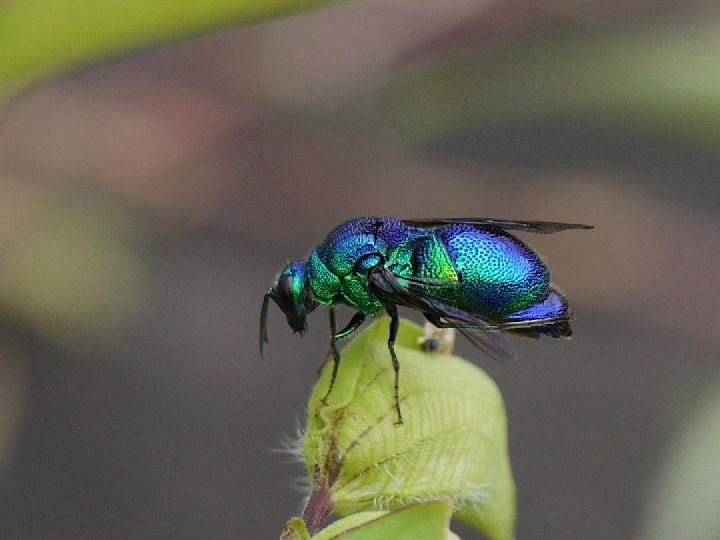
354;252;383;274
275;273;296;316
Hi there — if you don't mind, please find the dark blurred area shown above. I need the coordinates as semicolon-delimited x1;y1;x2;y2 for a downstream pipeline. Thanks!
1;1;719;539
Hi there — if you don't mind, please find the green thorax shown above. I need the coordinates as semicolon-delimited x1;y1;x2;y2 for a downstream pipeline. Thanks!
307;240;417;316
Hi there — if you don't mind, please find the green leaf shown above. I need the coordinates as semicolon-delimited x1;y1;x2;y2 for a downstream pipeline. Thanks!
303;318;515;540
0;0;340;100
311;512;386;540
313;502;455;540
281;517;312;540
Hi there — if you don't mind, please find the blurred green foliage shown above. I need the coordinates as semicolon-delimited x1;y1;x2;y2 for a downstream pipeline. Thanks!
0;200;145;347
0;0;338;100
3;3;718;539
375;10;720;150
637;378;720;540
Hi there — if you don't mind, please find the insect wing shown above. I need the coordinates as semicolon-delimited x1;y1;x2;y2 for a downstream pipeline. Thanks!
453;325;517;364
367;267;517;364
499;315;573;338
367;268;450;313
403;218;593;234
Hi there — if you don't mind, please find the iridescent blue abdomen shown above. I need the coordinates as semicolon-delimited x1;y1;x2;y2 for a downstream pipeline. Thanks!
414;224;550;319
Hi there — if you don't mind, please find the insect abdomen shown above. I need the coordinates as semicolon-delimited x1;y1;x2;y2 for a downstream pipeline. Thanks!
506;289;572;337
434;224;550;318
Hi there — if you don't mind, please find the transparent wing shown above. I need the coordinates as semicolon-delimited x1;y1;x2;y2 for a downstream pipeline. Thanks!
403;218;593;234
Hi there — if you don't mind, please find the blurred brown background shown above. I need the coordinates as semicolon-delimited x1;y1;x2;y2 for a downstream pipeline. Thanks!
1;1;720;539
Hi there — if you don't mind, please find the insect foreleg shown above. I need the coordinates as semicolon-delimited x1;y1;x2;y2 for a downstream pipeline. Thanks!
320;311;366;406
316;307;338;378
386;304;404;425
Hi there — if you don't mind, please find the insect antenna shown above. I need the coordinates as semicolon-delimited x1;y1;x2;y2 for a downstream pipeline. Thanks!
260;293;271;356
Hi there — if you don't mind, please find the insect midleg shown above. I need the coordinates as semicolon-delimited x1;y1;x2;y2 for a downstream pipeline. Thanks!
320;311;366;406
386;304;404;426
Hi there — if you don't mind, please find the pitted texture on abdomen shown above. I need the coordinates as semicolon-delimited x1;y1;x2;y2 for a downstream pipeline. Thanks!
434;224;550;318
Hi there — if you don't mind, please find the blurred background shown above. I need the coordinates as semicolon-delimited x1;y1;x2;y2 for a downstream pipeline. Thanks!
1;0;720;539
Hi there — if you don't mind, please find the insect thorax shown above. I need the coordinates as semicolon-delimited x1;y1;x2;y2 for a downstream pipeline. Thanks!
308;251;340;304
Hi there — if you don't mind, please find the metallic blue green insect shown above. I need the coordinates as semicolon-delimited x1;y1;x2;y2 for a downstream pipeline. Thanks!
260;217;593;424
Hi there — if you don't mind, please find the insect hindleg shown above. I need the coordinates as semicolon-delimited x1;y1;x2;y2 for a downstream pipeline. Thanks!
321;310;366;406
386;304;404;425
